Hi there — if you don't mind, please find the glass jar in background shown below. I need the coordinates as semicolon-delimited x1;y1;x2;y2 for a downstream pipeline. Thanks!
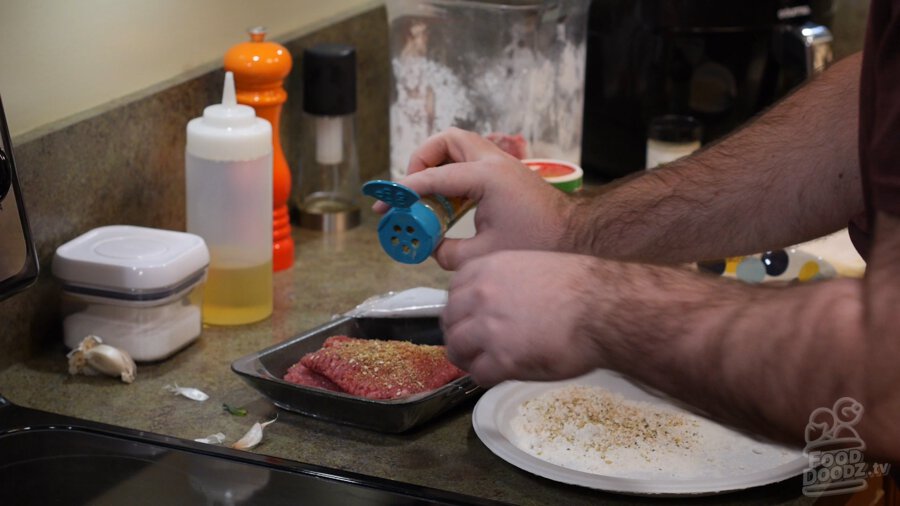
645;115;703;170
386;0;590;180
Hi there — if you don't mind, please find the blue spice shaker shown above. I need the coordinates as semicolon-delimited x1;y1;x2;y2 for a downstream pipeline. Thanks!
362;180;473;264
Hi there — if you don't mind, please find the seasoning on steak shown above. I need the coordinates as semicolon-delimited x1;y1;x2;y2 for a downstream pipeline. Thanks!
285;335;465;400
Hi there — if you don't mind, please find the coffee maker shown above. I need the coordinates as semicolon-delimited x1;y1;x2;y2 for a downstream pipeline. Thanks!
581;0;834;180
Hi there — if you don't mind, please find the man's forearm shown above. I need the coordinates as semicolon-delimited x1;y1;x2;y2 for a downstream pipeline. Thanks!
567;53;864;264
583;246;898;460
857;213;900;455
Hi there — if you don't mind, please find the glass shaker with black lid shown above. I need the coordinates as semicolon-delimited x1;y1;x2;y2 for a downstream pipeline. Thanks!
294;43;361;232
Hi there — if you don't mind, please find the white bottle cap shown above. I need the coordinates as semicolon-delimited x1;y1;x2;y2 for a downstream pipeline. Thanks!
186;72;273;162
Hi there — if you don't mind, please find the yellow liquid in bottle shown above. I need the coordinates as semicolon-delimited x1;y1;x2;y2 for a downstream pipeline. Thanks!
202;261;273;325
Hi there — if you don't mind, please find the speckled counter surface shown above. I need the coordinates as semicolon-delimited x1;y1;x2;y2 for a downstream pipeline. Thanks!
0;211;813;506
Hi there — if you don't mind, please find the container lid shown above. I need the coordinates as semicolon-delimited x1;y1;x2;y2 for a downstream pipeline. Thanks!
303;43;357;116
362;180;440;264
53;225;209;298
647;115;703;144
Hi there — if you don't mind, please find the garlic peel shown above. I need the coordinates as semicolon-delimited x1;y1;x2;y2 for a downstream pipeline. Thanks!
165;383;209;401
231;416;277;451
194;432;226;445
67;335;136;383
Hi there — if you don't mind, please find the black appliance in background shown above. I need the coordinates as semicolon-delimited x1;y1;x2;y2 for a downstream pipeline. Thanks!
581;0;835;180
0;94;39;301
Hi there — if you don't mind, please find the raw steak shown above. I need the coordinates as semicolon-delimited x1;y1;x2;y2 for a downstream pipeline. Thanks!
486;132;528;159
295;336;465;400
283;362;342;392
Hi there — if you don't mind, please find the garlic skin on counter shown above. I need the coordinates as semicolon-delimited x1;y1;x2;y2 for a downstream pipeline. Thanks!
194;432;227;445
67;335;137;383
164;383;209;401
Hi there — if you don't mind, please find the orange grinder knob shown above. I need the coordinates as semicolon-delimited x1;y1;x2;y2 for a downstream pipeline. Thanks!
225;27;295;272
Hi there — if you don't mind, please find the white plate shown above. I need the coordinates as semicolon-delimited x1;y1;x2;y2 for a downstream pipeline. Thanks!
472;370;807;496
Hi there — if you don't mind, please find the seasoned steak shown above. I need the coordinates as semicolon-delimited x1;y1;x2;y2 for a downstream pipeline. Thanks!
294;335;465;400
283;362;342;392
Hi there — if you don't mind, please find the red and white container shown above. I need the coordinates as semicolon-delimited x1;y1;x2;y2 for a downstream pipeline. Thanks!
523;158;584;193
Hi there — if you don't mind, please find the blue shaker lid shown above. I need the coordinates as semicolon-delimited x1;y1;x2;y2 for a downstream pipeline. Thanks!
362;180;441;264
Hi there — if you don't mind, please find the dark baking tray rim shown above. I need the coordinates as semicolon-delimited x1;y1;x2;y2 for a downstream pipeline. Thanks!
231;315;482;432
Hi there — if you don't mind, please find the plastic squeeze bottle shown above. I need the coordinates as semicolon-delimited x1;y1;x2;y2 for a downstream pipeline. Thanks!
186;72;273;325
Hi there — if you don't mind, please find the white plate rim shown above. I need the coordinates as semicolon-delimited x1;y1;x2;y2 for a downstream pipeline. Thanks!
472;370;808;496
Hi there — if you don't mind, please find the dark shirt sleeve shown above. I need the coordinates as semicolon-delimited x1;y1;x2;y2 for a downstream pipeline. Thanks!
853;0;900;257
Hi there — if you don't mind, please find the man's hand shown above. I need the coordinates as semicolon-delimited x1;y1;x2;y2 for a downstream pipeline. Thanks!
441;250;607;385
379;128;574;270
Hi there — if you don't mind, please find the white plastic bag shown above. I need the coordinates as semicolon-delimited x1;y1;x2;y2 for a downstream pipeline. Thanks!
342;287;447;318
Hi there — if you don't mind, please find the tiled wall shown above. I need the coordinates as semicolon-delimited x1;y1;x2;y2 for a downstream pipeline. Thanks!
0;6;389;370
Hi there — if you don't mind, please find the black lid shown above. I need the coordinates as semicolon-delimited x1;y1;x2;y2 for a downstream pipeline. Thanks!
303;44;356;115
638;0;821;30
647;115;703;143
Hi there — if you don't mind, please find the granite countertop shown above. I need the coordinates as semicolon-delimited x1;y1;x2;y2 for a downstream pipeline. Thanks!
0;210;813;506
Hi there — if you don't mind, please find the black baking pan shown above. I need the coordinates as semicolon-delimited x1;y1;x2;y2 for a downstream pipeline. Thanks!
231;316;482;432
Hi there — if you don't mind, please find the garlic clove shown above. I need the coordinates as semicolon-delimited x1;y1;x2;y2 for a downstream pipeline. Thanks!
68;342;137;384
66;348;88;376
85;345;136;383
67;335;105;375
80;335;103;350
231;416;277;451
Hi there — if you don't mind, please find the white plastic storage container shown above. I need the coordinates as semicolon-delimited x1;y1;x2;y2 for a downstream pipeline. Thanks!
52;225;210;361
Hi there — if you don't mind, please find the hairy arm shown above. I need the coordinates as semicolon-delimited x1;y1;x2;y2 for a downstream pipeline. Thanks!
566;53;864;263
395;55;864;270
446;214;898;460
578;213;899;460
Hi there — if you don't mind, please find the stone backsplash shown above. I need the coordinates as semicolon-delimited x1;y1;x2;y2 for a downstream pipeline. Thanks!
0;6;389;370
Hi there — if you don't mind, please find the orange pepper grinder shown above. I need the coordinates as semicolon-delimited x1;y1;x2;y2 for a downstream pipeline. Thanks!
224;27;294;272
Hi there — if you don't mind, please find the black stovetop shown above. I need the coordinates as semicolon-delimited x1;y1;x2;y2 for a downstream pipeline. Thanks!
0;395;508;506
